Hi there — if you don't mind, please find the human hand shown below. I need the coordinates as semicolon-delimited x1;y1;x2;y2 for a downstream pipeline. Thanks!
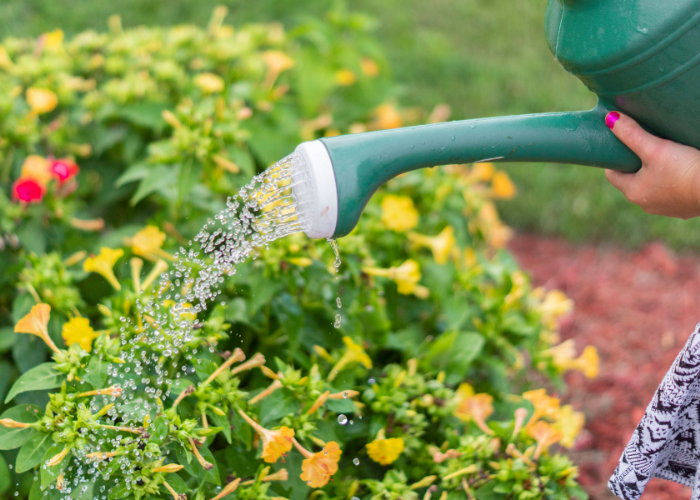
604;111;700;219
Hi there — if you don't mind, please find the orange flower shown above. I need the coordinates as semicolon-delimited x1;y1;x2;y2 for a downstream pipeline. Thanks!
238;410;294;463
522;389;561;427
26;87;58;115
294;439;342;488
454;383;494;435
15;303;60;353
20;155;51;187
528;420;563;459
372;103;402;130
491;171;517;199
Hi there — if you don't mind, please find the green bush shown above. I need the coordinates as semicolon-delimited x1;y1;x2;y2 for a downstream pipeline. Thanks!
0;8;595;500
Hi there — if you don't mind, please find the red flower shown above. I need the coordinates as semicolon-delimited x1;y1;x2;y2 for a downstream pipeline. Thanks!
49;159;79;183
12;177;45;203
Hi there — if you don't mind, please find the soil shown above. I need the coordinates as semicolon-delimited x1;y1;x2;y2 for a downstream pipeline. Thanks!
508;233;700;500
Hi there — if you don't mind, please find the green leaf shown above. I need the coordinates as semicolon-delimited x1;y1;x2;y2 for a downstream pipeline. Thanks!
40;443;65;487
177;159;202;204
5;362;64;403
209;411;231;444
177;442;220;485
16;431;51;473
130;164;178;205
15;219;46;255
424;331;485;385
229;409;251;446
29;477;43;500
115;161;150;187
0;362;14;403
161;472;187;494
84;356;109;390
149;416;168;445
0;404;42;450
0;327;17;352
260;388;301;426
325;396;356;414
0;453;10;493
116;102;167;129
12;332;47;373
222;442;256;478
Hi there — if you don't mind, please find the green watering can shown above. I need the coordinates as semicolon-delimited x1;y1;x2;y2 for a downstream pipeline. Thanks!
291;0;700;239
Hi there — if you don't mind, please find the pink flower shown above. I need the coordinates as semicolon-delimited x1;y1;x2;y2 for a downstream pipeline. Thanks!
12;177;45;203
49;159;79;183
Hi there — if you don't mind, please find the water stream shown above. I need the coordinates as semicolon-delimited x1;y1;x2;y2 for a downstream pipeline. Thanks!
68;153;327;498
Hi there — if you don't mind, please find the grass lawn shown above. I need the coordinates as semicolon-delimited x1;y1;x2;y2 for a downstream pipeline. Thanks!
4;0;700;250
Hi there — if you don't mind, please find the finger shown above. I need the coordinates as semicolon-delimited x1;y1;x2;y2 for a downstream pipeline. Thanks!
605;111;665;163
605;168;636;194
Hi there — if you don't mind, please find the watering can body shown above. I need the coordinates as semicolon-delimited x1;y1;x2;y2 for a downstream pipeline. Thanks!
546;0;700;152
292;0;700;239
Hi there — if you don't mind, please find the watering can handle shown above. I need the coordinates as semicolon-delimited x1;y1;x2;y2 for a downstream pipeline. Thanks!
321;100;642;237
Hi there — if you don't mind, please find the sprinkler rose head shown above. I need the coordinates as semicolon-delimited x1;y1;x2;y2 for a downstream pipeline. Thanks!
292;140;338;239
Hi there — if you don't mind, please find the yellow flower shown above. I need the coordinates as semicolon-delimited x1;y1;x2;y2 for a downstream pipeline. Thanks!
20;155;51;187
567;345;599;379
335;69;357;86
367;437;405;465
380;194;418;232
288;257;313;267
522;389;560;427
528;420;563;459
478;202;513;248
491;171;517;199
372;103;402;130
541;340;598;378
538;289;574;329
42;29;64;51
26;87;58;115
84;247;124;291
194;73;225;93
262;51;295;88
553;405;585;448
15;303;60;353
360;57;379;77
328;336;372;381
504;271;528;307
238;410;294;463
263;51;295;74
62;317;98;352
0;47;14;69
124;226;172;261
362;259;429;298
407;226;456;264
296;440;342;488
454;385;494;435
471;162;494;182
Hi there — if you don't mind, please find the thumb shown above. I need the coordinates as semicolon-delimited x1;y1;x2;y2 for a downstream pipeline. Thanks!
605;111;664;163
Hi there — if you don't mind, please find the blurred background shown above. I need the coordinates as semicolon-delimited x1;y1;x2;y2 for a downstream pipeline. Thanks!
2;1;697;498
4;0;700;250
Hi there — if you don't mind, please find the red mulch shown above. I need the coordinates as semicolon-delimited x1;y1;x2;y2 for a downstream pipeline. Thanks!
509;233;700;500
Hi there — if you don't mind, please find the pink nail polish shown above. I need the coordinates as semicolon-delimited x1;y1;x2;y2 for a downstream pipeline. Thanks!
605;111;620;129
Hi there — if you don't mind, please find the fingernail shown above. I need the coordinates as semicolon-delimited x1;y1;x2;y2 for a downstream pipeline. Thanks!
605;111;620;129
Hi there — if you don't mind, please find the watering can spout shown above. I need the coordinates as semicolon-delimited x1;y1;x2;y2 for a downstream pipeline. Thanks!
292;101;641;239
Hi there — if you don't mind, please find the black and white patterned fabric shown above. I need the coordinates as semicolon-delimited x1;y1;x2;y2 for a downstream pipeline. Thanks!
609;322;700;500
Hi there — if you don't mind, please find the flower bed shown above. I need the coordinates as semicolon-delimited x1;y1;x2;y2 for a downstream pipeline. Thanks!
0;7;596;500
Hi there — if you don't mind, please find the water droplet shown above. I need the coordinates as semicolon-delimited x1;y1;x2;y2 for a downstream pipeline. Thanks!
336;297;342;308
337;414;348;425
368;378;376;384
334;314;342;329
342;391;348;398
353;458;360;466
